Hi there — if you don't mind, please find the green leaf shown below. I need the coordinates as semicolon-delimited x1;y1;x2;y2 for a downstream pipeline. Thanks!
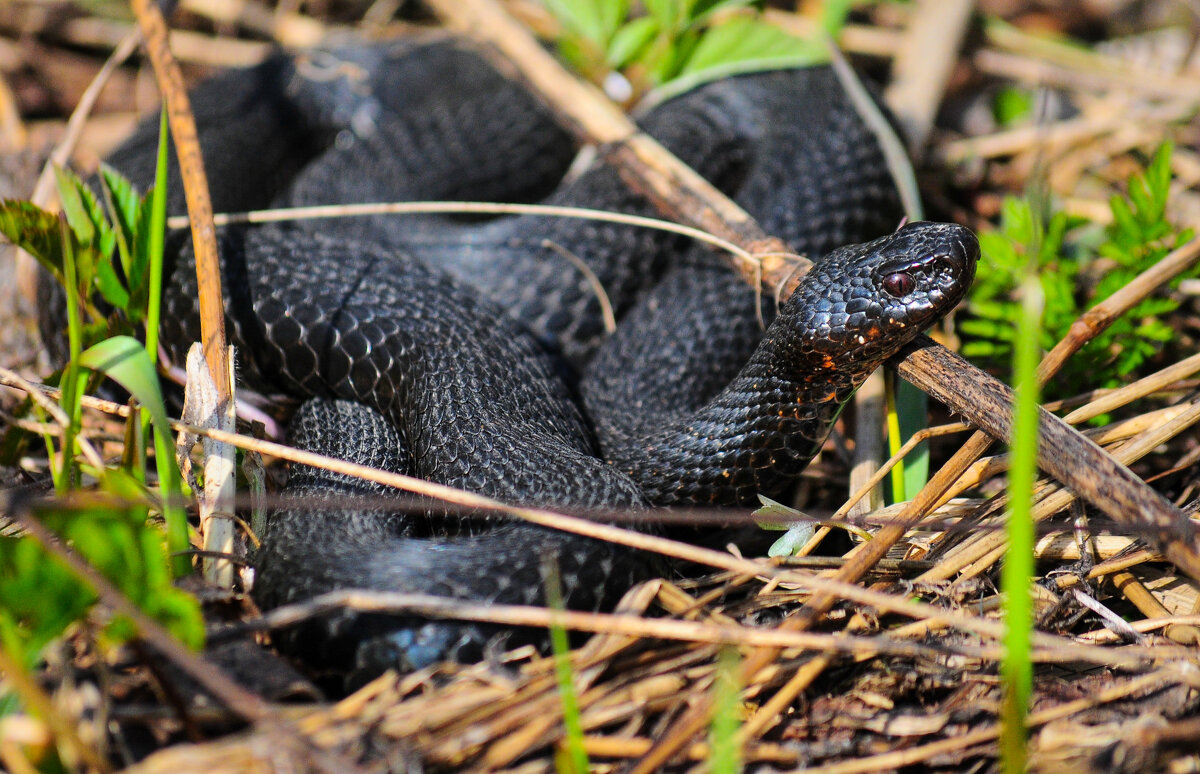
543;0;607;44
607;16;660;68
100;163;142;285
77;336;171;447
752;494;802;529
1108;194;1137;243
1146;142;1172;216
53;165;97;246
53;166;108;299
679;16;810;77
94;252;131;310
687;0;756;25
644;0;681;31
993;87;1034;127
597;0;629;41
0;200;67;282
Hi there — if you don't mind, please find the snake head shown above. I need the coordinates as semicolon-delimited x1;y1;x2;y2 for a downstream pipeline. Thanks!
784;221;978;367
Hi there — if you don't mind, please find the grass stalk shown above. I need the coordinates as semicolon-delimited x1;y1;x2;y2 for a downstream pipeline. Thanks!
542;557;589;774
709;646;743;774
143;107;169;362
884;371;905;501
143;109;190;576
999;267;1044;771
56;217;86;493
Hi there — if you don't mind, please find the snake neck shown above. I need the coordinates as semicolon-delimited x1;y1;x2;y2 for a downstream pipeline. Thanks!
606;318;878;507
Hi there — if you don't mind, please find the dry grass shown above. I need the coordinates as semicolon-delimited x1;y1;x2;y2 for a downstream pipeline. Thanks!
1;0;1199;772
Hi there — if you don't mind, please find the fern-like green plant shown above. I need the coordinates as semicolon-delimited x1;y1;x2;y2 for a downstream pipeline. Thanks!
0;113;202;732
543;0;849;100
961;143;1196;402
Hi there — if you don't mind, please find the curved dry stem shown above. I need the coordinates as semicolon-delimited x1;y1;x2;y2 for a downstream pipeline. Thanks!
539;238;616;333
167;199;762;273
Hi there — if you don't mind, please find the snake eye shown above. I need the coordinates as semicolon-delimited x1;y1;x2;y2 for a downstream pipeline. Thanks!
882;271;915;297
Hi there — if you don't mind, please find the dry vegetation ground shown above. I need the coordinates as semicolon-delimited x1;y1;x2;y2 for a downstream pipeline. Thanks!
2;0;1200;772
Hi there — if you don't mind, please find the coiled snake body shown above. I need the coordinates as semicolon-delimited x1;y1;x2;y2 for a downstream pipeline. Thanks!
97;40;978;681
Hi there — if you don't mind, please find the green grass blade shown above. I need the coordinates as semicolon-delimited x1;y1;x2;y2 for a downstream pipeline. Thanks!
140;108;183;571
143;107;170;360
884;372;905;502
57;218;85;493
896;377;929;498
542;557;588;774
884;372;932;503
709;645;743;774
1000;273;1043;773
99;162;143;305
78;336;190;576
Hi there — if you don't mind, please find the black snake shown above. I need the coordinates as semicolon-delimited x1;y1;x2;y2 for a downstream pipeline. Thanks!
91;38;978;684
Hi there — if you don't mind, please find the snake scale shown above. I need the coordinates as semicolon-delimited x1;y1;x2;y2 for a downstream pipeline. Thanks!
93;38;978;684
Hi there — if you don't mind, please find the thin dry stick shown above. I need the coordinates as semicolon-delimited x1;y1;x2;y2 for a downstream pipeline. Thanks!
3;369;1174;671
795;670;1187;774
237;589;1077;665
127;0;229;400
423;0;802;292
929;395;1200;583
0;644;111;773
166;200;759;269
883;0;975;156
128;0;236;585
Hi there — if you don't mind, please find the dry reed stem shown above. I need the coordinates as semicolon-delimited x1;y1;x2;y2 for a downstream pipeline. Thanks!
6;372;1186;677
11;14;273;68
127;0;229;402
795;669;1192;774
882;0;974;156
128;0;238;586
924;394;1200;583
